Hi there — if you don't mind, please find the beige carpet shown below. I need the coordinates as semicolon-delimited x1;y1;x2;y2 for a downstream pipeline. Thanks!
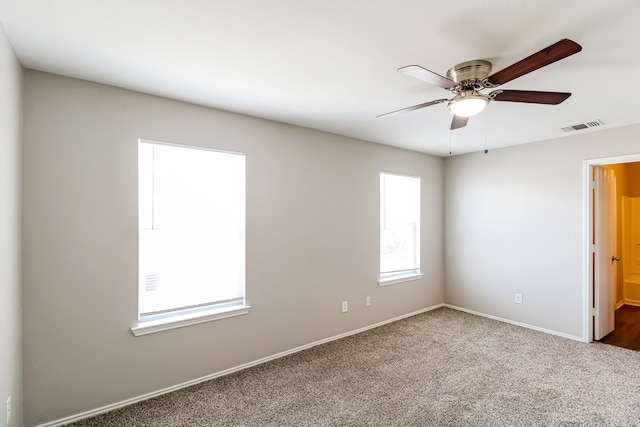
67;308;640;426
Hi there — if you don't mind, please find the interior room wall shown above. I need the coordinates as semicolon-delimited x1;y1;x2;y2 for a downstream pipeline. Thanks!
624;162;640;197
620;162;640;305
0;22;23;427
444;123;640;340
603;163;626;306
595;162;640;307
21;70;444;426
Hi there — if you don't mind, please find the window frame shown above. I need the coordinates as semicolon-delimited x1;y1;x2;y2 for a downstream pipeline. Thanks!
378;171;423;286
131;139;250;336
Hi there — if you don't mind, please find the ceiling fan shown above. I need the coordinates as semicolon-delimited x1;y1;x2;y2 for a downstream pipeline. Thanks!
378;39;582;130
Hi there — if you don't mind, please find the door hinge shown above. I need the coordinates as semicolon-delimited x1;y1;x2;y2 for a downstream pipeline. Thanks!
591;307;598;317
591;244;598;253
590;180;598;190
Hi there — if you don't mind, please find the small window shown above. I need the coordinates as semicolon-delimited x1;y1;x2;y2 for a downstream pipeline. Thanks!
379;172;422;285
133;140;248;335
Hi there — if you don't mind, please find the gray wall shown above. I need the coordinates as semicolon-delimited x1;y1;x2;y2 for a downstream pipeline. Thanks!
22;71;444;425
444;124;640;340
0;22;22;427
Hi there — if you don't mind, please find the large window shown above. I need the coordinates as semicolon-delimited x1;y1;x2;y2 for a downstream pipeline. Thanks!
133;140;248;335
379;172;422;285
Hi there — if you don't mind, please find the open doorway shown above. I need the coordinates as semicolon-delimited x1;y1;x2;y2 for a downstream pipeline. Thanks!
586;156;640;350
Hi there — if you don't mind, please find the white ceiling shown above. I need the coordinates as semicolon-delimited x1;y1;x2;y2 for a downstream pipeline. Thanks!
1;0;639;156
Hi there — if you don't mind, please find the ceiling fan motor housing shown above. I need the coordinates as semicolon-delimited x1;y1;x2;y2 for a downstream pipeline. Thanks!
446;60;493;117
446;60;492;88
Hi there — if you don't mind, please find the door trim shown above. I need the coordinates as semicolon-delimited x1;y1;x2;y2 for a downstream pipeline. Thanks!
583;154;640;342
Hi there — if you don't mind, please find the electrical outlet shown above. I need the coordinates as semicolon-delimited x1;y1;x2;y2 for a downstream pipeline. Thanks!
342;301;348;313
5;396;11;425
515;293;523;304
366;296;371;307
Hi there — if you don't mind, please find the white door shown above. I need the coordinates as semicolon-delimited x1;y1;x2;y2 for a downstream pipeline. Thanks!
593;166;617;340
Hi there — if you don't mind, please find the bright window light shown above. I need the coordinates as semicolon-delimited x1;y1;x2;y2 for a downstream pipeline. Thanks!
138;141;245;322
380;172;421;283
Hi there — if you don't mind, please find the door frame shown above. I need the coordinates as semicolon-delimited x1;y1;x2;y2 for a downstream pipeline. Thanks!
583;153;640;342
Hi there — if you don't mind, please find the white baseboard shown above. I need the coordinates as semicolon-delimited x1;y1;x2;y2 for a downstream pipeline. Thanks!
36;303;445;427
623;300;640;307
444;304;585;343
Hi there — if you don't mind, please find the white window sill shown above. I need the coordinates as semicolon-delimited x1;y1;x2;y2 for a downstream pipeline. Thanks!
378;273;424;287
131;304;251;336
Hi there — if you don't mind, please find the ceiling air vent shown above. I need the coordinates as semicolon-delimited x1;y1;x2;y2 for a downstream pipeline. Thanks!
561;119;605;132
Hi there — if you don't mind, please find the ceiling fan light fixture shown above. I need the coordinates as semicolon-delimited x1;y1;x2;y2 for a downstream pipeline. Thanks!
448;91;488;117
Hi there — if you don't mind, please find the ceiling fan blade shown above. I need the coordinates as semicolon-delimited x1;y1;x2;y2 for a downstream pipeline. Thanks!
490;90;571;104
398;65;458;89
450;115;468;130
377;99;448;118
487;39;582;86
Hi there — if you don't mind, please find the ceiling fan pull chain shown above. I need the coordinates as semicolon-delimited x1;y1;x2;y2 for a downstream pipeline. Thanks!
484;110;489;154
